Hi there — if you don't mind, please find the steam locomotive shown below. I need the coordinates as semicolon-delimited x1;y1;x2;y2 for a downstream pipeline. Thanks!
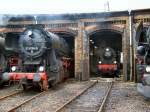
0;35;8;86
137;26;150;97
1;26;71;91
97;47;120;77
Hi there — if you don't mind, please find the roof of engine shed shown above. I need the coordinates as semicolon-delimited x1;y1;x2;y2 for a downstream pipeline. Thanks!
0;8;150;24
2;10;129;22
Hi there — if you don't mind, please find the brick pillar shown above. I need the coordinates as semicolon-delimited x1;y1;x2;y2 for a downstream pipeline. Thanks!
122;28;128;81
75;21;84;80
82;30;90;80
75;21;90;81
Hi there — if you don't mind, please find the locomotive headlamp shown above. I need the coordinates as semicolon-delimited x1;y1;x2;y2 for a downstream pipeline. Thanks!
113;61;117;64
106;48;109;51
146;66;150;72
11;66;17;72
98;61;102;64
39;66;44;72
27;30;32;36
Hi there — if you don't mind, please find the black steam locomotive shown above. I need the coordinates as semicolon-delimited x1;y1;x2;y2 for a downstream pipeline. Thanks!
137;26;150;97
1;26;71;91
97;47;120;76
0;35;7;86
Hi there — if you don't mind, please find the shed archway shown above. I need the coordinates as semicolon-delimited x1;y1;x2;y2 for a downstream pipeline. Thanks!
88;29;123;77
53;30;76;78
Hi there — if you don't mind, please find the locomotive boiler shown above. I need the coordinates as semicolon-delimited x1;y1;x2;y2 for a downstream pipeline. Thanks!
97;47;120;76
1;26;71;91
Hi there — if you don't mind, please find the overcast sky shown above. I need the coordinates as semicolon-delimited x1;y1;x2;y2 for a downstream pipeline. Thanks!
0;0;149;14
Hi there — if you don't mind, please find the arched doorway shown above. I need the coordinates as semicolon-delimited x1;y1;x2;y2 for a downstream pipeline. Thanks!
88;29;123;77
53;31;76;78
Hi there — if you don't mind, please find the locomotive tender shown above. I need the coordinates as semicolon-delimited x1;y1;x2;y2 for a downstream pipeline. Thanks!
1;26;71;91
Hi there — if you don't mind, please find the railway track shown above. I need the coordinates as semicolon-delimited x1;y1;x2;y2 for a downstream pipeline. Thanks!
0;85;20;97
5;81;96;112
7;91;46;112
97;82;113;112
0;80;110;112
0;84;24;101
0;90;22;101
0;89;46;112
55;80;113;112
15;80;97;112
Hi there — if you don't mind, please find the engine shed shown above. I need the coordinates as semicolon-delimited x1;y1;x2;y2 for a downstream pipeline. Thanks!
0;8;150;82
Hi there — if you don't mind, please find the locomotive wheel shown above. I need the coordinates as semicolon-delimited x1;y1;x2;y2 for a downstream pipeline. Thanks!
42;80;48;91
